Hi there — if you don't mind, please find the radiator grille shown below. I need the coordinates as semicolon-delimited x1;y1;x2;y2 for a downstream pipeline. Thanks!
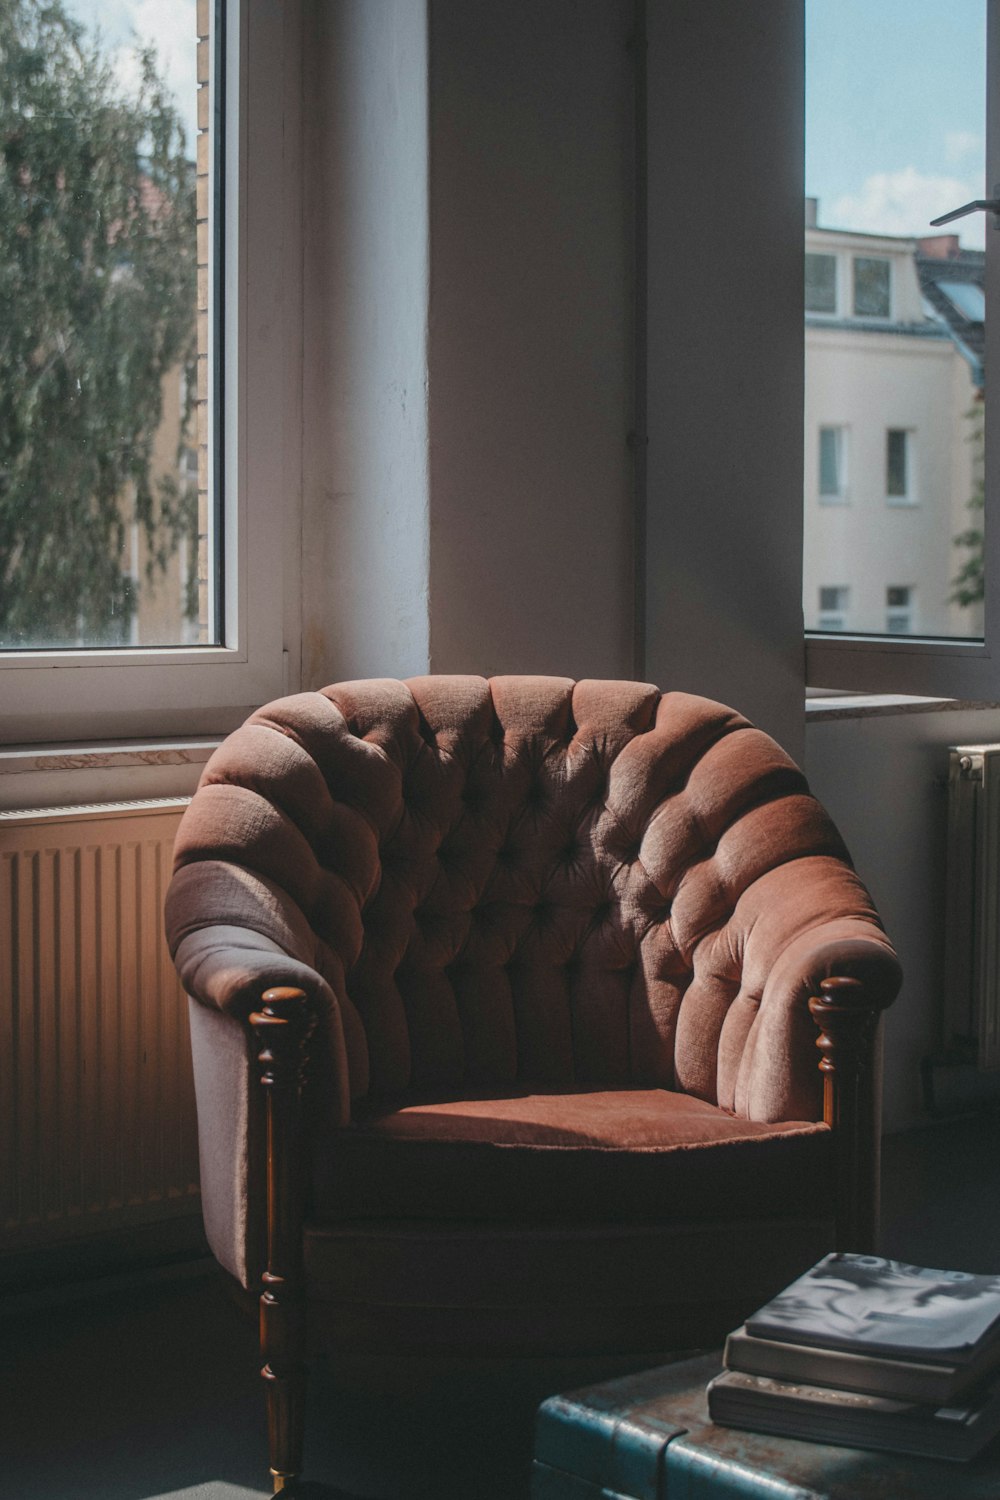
945;746;1000;1072
0;799;199;1250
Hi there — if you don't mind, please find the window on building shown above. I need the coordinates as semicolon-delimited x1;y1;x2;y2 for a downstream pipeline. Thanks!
886;429;912;502
818;426;846;499
806;253;837;313
818;586;850;630
939;281;986;324
853;256;891;318
1;1;297;742
805;0;994;692
886;586;914;634
0;0;210;652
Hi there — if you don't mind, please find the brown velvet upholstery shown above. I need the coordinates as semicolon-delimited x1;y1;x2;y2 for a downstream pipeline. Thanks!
165;676;901;1365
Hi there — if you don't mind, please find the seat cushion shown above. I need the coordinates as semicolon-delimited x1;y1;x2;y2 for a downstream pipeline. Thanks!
312;1088;832;1223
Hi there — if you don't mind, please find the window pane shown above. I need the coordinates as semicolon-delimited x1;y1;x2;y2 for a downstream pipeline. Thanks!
819;426;843;495
806;252;837;313
853;256;891;317
939;280;986;322
887;429;909;497
804;0;986;640
0;0;216;650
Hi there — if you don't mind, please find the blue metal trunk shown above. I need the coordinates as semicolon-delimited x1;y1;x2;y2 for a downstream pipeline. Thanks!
532;1353;1000;1498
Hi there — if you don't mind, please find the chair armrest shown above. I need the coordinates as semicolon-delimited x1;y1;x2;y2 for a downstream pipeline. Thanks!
166;869;358;1288
736;921;900;1252
165;855;370;1114
737;920;901;1125
172;917;354;1123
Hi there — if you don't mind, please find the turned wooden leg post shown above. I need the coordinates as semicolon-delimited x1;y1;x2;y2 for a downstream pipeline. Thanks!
250;987;317;1495
808;976;883;1254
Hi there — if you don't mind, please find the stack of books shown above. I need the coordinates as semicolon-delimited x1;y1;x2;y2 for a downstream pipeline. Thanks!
708;1253;1000;1462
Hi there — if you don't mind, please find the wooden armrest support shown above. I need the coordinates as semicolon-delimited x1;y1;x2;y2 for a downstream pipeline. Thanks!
808;976;887;1255
249;987;317;1494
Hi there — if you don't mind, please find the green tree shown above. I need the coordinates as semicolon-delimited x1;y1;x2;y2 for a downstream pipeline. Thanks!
0;0;197;648
950;393;985;610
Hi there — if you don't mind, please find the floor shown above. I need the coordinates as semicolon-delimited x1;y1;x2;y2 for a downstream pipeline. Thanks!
4;1111;1000;1500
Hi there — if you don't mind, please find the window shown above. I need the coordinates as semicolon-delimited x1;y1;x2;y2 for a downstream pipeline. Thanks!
818;426;846;500
939;281;986;324
853;256;891;318
1;1;300;742
886;429;913;502
0;0;209;652
818;586;850;631
886;586;914;634
806;253;837;313
805;0;1000;696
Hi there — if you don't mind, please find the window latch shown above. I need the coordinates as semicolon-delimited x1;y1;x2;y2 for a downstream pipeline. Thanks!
931;188;1000;230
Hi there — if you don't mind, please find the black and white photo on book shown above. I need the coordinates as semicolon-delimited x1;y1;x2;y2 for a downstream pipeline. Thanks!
745;1254;1000;1363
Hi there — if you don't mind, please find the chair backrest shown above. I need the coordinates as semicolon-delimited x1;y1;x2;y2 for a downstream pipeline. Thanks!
171;675;885;1114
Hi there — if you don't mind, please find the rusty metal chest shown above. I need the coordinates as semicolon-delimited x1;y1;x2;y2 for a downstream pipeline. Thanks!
532;1352;1000;1498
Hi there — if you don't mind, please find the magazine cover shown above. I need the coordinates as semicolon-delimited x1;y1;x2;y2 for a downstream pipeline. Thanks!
745;1254;1000;1361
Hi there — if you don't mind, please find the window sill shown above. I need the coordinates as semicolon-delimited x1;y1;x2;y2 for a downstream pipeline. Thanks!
805;692;1000;721
0;737;220;812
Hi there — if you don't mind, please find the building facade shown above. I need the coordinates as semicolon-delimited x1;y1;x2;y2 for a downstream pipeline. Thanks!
804;202;984;640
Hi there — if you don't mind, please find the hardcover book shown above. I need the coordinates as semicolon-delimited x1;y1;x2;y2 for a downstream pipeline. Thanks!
707;1368;1000;1463
723;1323;1000;1405
744;1254;1000;1363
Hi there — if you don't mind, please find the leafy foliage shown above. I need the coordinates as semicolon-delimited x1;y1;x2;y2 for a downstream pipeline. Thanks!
0;0;197;647
950;395;985;609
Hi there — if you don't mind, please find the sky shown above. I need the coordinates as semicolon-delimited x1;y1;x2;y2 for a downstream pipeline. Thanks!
807;0;988;250
64;0;198;152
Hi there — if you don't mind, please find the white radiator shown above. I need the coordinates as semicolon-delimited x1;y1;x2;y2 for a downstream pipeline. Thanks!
945;746;1000;1071
0;798;200;1251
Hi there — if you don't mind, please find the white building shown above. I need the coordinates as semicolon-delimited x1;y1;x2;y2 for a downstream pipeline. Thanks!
804;202;984;639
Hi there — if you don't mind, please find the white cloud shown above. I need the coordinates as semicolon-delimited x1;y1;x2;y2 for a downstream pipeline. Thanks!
829;167;985;250
945;130;982;164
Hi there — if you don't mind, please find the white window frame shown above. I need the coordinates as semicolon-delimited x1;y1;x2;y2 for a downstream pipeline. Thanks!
806;0;999;699
0;0;302;745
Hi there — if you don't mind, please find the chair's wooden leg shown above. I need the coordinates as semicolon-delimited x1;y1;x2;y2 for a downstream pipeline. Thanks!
808;976;883;1254
250;987;317;1495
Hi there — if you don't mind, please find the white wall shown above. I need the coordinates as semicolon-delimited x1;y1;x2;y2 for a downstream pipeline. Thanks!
301;0;431;687
644;0;806;760
300;0;807;754
426;0;635;680
302;0;636;688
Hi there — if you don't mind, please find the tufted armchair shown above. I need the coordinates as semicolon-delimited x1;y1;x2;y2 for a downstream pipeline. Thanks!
165;675;901;1492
